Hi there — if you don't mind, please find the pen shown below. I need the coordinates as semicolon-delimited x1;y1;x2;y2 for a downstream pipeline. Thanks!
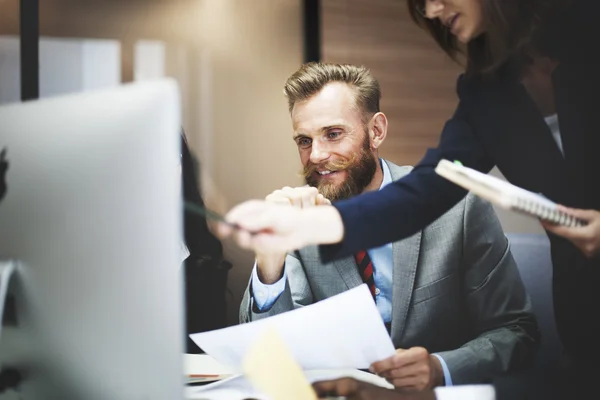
184;201;259;235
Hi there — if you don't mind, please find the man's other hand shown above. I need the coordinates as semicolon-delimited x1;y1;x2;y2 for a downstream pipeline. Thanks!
265;186;331;208
370;347;444;391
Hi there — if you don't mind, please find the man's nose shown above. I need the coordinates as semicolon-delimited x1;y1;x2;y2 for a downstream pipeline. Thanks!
309;141;330;165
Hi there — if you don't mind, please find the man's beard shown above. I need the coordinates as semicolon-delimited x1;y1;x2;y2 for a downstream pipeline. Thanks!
302;135;377;202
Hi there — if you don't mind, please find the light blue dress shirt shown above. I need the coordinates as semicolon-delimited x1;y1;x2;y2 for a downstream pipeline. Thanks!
251;159;452;386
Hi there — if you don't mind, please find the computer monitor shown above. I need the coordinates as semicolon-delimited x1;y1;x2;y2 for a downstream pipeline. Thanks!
0;79;185;399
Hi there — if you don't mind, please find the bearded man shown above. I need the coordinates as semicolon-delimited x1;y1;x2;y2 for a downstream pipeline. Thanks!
239;62;539;390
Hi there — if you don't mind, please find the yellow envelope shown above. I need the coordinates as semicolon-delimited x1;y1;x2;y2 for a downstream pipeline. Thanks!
243;325;318;400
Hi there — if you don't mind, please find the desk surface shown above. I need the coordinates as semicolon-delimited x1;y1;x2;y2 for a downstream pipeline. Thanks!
184;354;392;399
184;354;495;400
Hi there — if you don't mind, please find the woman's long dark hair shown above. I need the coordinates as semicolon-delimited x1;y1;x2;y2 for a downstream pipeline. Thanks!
407;0;570;77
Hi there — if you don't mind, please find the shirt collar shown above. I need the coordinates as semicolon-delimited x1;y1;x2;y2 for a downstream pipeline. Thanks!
378;158;392;191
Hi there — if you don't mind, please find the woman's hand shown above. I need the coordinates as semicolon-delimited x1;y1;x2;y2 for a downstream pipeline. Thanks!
541;206;600;258
215;199;344;254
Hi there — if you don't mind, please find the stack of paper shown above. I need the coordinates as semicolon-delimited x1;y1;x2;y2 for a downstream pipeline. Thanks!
184;354;234;384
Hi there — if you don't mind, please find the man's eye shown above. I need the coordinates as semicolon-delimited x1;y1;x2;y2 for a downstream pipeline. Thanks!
297;138;312;148
326;131;341;139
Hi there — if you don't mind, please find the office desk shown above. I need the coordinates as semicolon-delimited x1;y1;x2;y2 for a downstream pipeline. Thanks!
184;354;392;399
184;354;495;400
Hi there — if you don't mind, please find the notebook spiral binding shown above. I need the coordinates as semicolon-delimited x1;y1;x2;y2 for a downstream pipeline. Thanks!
434;159;588;228
514;198;585;227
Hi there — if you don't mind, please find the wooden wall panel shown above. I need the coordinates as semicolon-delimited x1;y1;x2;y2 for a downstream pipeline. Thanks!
0;0;201;42
321;0;463;165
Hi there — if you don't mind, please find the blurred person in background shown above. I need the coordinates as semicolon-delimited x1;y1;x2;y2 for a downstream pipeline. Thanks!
180;133;231;353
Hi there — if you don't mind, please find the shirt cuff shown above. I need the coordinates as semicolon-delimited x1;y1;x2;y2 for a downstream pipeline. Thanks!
432;354;453;386
251;261;287;311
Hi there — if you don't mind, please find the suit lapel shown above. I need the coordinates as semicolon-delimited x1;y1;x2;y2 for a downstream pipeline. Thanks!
381;160;422;343
390;231;422;344
332;256;363;290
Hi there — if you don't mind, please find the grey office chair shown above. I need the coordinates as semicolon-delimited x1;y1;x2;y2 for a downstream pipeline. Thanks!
507;233;562;369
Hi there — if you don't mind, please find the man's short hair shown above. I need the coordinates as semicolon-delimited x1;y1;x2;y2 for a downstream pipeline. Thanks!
283;62;381;122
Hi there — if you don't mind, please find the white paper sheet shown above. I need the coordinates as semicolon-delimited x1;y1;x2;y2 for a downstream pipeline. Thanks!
190;284;395;372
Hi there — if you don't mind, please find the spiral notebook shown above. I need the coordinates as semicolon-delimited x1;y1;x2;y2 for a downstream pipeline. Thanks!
434;159;586;227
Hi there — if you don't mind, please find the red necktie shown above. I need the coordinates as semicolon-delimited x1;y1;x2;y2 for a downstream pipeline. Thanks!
354;250;376;301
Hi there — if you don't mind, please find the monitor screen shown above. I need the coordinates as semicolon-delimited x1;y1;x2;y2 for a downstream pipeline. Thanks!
0;79;185;400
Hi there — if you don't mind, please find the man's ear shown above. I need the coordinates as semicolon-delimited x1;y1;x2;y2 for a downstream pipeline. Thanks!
369;112;388;150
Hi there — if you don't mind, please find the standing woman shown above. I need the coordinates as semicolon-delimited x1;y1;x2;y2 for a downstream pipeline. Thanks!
219;0;600;378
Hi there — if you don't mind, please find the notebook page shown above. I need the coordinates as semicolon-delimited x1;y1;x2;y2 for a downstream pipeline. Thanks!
450;162;558;209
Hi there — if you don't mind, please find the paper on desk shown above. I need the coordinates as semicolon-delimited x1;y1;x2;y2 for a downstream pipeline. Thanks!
186;375;263;400
186;368;392;400
184;354;235;383
190;284;395;372
186;378;495;400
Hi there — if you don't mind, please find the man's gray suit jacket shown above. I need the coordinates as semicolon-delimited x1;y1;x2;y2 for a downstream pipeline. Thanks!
240;159;539;385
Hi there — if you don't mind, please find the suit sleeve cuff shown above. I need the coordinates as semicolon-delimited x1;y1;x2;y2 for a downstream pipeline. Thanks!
432;353;453;386
251;261;286;311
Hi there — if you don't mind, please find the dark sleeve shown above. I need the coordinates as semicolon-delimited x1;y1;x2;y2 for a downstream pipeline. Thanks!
319;77;495;262
181;134;223;258
180;133;231;353
546;0;599;63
